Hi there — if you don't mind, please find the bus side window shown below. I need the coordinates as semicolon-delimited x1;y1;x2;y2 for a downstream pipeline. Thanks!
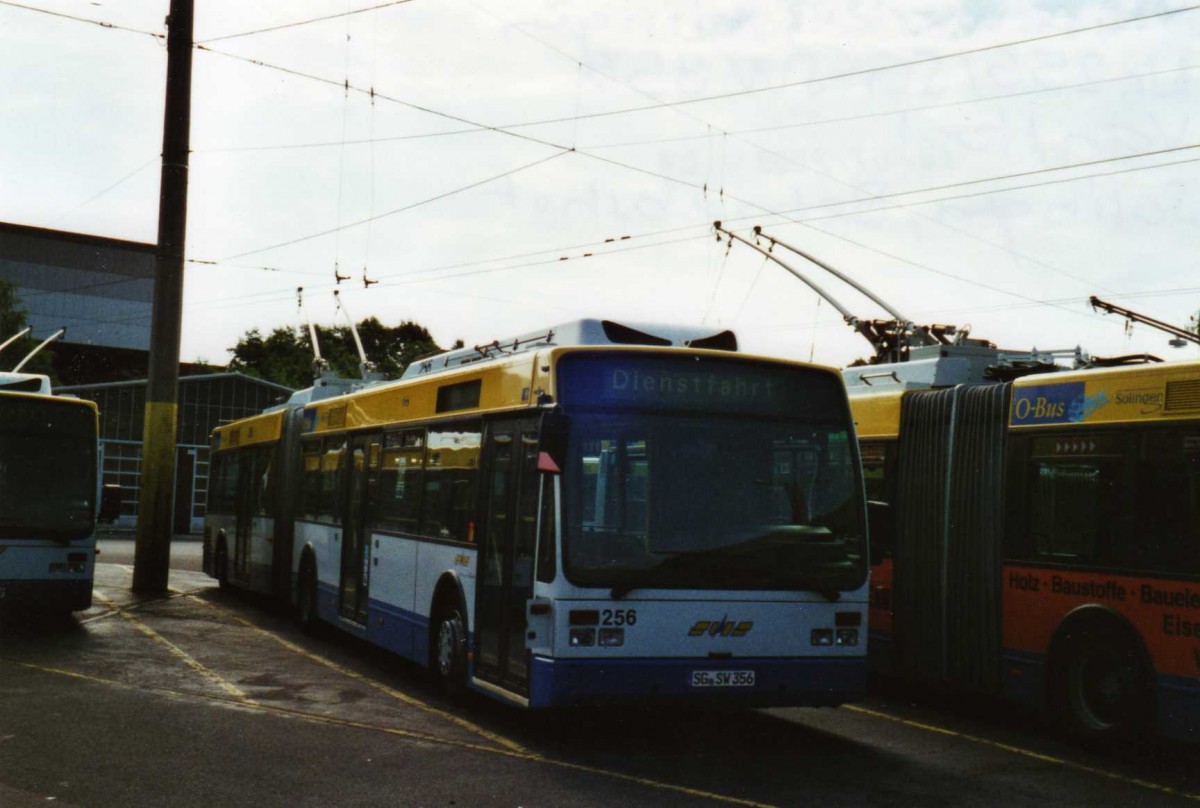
1025;433;1128;564
377;429;425;534
860;441;894;563
422;424;481;541
255;445;275;517
536;474;556;583
319;439;346;524
209;453;226;515
300;440;322;521
221;452;240;514
1136;428;1200;573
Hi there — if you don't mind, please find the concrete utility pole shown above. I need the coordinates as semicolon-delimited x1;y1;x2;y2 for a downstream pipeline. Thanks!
133;0;194;593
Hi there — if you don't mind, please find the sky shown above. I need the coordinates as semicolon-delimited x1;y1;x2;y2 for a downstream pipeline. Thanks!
1;0;1198;370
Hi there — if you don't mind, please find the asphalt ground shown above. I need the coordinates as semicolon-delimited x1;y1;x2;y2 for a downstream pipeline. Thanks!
2;557;1199;807
3;564;730;807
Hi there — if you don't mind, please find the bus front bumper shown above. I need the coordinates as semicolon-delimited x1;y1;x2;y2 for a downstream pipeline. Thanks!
0;578;93;613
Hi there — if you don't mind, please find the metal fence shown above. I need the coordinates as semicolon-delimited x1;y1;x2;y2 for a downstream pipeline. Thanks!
62;373;292;532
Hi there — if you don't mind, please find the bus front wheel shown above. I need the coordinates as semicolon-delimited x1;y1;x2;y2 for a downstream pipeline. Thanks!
1053;622;1152;744
433;606;467;694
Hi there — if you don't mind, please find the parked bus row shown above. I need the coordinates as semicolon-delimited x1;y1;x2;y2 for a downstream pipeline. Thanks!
194;309;1199;742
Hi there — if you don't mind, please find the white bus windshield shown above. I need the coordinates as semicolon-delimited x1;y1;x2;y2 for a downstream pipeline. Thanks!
0;398;96;540
555;354;865;595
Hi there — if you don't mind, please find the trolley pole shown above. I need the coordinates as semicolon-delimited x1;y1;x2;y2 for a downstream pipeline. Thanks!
133;0;194;593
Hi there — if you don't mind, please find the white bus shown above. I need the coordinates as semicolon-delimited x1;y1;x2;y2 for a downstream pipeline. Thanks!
205;321;869;708
0;372;119;616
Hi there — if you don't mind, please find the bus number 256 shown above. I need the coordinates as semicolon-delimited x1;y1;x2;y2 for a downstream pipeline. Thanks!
601;609;637;626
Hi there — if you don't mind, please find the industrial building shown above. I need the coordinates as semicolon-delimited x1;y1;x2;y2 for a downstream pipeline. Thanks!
1;221;292;532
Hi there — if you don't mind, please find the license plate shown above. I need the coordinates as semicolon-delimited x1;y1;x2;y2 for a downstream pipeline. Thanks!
690;670;755;688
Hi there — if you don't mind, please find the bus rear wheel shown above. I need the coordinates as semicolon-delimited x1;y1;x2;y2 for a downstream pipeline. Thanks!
1054;623;1151;744
432;606;467;694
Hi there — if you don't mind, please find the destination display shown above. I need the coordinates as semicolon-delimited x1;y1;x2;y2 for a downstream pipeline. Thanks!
555;353;843;418
0;396;93;434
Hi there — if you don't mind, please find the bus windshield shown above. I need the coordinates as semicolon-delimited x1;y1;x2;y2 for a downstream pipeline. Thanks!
561;412;865;595
0;398;96;540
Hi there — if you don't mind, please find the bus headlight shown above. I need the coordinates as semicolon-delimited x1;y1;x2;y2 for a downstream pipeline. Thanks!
569;628;596;647
811;629;834;646
598;628;624;647
835;629;859;647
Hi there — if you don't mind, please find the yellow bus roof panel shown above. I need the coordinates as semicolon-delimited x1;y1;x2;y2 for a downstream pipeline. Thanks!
306;355;538;434
213;409;284;449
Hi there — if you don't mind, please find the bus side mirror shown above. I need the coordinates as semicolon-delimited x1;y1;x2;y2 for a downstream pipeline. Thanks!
99;484;123;524
867;500;893;566
538;411;567;474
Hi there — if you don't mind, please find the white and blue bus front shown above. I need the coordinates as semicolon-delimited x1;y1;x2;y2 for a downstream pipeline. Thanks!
524;350;868;708
0;394;99;613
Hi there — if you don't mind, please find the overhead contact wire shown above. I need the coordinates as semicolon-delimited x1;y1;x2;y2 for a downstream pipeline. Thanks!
197;0;416;44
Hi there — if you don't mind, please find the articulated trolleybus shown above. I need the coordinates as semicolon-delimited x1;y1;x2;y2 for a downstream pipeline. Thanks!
0;371;114;616
205;320;868;708
848;351;1200;744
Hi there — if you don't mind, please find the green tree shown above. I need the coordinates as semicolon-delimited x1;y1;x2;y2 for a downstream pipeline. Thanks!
227;318;446;388
0;279;55;378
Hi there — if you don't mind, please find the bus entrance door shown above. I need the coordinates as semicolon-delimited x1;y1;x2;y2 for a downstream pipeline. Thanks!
338;435;378;625
232;451;255;585
475;418;541;695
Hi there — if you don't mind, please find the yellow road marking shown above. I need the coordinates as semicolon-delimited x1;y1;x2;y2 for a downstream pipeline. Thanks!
92;591;256;705
3;657;773;807
181;591;528;755
844;704;1200;802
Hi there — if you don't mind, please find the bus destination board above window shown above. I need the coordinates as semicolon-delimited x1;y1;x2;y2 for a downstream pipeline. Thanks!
0;398;92;434
556;353;841;418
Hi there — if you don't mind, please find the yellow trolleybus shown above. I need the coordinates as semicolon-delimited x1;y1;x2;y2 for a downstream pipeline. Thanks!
852;359;1200;743
206;320;869;708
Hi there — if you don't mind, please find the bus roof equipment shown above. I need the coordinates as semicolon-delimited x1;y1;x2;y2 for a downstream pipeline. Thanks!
401;318;738;380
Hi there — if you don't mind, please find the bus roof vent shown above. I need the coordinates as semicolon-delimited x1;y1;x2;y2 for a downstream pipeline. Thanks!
1165;379;1200;412
401;319;739;380
0;372;51;395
